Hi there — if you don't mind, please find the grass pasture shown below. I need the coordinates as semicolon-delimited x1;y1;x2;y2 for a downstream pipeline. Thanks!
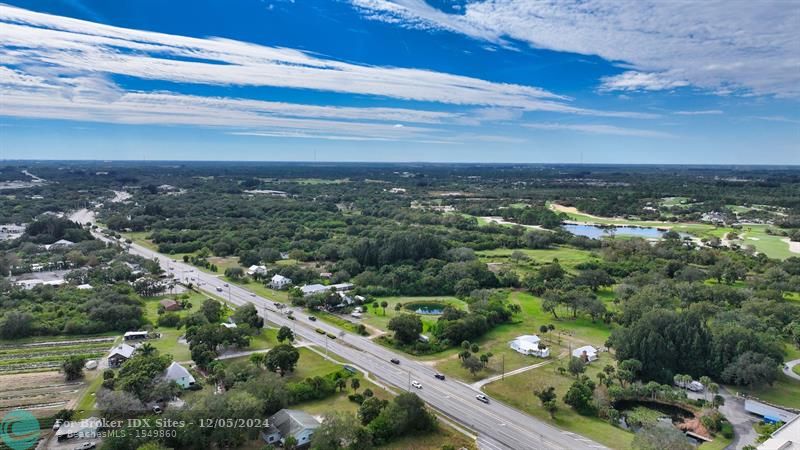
433;291;614;381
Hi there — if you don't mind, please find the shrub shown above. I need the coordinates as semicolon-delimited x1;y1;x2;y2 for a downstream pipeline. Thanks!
721;422;734;439
348;393;365;404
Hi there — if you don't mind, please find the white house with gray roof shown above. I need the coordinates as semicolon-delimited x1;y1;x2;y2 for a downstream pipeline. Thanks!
261;409;320;447
163;362;196;389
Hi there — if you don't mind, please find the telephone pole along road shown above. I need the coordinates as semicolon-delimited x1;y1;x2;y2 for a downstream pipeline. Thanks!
109;233;606;450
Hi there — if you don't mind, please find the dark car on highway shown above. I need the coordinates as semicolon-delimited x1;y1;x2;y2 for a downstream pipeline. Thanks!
308;316;317;321
434;373;445;380
390;358;400;365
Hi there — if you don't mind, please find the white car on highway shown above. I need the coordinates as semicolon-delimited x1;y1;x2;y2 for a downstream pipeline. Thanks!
411;381;422;389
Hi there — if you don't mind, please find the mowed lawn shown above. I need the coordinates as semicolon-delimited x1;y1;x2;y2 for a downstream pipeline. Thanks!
434;291;615;381
734;374;800;409
736;224;796;260
229;278;290;303
483;352;635;449
476;246;600;273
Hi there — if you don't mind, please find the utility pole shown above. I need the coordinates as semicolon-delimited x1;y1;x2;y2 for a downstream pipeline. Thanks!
502;354;505;381
407;371;411;392
325;335;328;357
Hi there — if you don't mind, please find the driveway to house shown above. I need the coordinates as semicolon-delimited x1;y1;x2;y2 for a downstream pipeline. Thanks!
783;359;800;381
717;389;759;450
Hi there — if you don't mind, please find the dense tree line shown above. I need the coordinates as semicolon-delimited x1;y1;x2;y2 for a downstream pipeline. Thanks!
0;285;146;339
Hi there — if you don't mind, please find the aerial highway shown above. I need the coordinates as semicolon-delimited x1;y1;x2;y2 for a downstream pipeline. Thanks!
101;230;606;450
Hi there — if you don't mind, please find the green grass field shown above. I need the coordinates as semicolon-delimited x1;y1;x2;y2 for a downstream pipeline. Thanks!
483;352;635;449
229;279;290;303
735;224;796;260
734;373;800;409
433;291;614;380
476;246;600;272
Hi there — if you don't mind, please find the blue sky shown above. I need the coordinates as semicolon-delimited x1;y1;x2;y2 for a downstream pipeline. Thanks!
0;0;798;164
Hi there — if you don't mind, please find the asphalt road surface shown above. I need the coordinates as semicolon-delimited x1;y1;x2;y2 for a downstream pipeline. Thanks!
104;232;606;450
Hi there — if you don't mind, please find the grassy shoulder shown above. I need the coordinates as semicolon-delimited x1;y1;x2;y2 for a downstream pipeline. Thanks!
483;352;635;449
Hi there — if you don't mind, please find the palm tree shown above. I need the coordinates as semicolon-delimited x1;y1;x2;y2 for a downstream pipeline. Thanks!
699;376;712;401
138;342;156;357
380;301;388;315
250;353;267;368
708;383;720;408
350;377;360;392
335;378;347;392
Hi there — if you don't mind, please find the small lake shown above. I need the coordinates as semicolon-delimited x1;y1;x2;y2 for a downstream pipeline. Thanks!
405;301;447;315
563;223;670;239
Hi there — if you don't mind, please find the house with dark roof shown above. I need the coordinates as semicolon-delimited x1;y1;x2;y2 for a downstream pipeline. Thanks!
160;298;181;311
261;409;320;447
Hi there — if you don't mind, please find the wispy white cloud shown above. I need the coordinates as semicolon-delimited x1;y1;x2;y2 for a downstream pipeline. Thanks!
752;115;800;125
525;122;675;138
599;71;689;93
351;0;800;98
673;110;724;116
0;4;567;110
0;3;656;144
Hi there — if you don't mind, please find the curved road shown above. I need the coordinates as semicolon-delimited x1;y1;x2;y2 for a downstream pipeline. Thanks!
99;231;606;450
784;359;800;381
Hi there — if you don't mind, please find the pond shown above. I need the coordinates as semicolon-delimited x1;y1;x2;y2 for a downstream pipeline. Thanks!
563;223;672;239
614;400;694;430
404;301;448;315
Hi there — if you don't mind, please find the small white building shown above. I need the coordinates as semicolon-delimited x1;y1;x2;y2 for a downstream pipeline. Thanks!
509;335;549;358
221;322;238;329
247;265;268;276
77;284;93;290
270;274;292;290
261;409;320;447
46;239;75;251
572;345;598;362
15;279;43;289
301;282;354;297
124;331;149;341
